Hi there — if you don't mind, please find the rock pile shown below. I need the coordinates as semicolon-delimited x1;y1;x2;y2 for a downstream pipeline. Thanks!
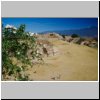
42;33;63;40
35;37;59;58
64;35;98;48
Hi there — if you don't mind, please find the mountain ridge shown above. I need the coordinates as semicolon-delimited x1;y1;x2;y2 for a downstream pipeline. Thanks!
39;26;98;37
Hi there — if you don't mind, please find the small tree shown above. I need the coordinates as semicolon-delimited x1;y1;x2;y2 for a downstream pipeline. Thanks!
71;34;79;38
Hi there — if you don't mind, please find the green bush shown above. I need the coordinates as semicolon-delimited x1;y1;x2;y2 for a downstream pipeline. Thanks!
71;34;79;38
2;24;41;81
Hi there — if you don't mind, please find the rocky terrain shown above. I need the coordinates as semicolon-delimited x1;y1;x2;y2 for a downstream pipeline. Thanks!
28;33;98;81
3;31;98;81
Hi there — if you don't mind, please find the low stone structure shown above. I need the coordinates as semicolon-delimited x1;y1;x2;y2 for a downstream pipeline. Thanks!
64;36;73;42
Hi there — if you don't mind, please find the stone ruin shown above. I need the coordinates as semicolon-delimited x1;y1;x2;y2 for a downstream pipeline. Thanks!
36;38;59;57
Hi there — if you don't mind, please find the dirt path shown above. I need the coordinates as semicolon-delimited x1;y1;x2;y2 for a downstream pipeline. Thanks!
25;39;98;81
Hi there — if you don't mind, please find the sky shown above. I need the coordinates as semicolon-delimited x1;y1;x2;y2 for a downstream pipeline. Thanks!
2;18;98;33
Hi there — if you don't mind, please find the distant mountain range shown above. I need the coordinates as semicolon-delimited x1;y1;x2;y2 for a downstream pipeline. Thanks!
39;26;98;37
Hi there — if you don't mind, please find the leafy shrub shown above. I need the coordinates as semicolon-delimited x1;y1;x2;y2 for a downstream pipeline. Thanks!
2;24;41;81
71;34;79;38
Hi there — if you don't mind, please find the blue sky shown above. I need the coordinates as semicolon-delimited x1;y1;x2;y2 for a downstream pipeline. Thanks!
2;18;98;33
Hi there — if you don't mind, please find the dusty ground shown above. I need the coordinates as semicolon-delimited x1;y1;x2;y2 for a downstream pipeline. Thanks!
25;39;98;81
